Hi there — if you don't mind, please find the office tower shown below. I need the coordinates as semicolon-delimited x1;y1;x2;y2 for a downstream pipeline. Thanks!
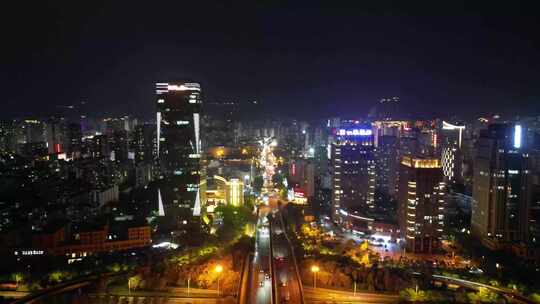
46;118;66;154
65;122;82;158
471;123;531;248
88;135;110;159
440;121;466;183
441;121;466;149
156;82;205;224
331;124;376;222
441;145;463;183
133;124;155;164
0;120;18;152
375;135;399;197
289;159;315;199
398;134;419;158
109;130;129;162
398;156;445;253
21;119;45;144
528;148;540;249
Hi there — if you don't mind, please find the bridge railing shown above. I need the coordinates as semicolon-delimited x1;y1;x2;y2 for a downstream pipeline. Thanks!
237;252;252;304
278;211;305;304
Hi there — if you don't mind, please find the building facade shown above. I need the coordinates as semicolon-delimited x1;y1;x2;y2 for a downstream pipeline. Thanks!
331;124;376;222
156;82;205;226
471;123;531;249
398;156;445;253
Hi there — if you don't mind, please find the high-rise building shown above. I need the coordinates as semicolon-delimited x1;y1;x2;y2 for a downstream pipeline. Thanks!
331;124;376;222
109;130;129;162
440;121;466;184
471;123;531;249
156;82;205;225
46;118;66;154
398;156;445;253
132;124;155;164
375;135;398;197
441;145;463;183
87;134;109;159
21;119;45;144
65;122;82;158
289;159;315;199
0;120;18;152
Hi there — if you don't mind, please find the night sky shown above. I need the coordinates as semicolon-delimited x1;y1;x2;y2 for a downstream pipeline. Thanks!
2;1;540;120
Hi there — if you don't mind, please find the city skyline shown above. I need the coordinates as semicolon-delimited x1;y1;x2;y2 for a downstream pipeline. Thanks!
3;3;540;303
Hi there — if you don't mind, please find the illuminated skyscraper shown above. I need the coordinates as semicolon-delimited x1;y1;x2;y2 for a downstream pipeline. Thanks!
331;123;376;222
471;123;531;248
156;82;205;225
441;146;463;183
398;156;445;253
441;121;465;183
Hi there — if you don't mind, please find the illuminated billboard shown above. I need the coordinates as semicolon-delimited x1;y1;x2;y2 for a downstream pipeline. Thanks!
336;128;373;136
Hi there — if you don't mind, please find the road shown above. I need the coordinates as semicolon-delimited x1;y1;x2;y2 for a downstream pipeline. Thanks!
432;275;535;304
271;210;304;304
303;286;399;303
247;207;273;304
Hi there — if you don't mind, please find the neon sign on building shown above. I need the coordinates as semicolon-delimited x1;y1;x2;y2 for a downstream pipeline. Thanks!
337;129;373;136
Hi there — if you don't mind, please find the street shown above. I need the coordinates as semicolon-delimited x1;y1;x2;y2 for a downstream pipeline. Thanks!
270;211;303;303
247;207;273;304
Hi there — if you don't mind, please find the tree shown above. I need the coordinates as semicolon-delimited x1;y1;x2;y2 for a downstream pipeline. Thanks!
400;287;429;302
467;287;499;303
214;205;253;243
530;293;540;303
48;271;71;284
360;253;371;266
360;240;369;251
10;272;24;288
128;275;142;291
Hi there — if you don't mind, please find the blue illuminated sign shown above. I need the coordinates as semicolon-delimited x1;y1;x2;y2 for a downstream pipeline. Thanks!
514;125;522;148
337;128;373;136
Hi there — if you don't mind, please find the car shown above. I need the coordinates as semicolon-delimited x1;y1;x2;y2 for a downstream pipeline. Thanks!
259;281;264;287
280;281;288;287
265;273;270;280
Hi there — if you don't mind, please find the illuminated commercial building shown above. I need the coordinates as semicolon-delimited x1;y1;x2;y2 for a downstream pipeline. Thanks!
398;156;445;253
471;123;531;249
441;145;462;183
155;82;206;225
440;121;466;183
289;159;315;199
207;175;244;208
372;120;409;146
331;124;376;222
442;121;466;149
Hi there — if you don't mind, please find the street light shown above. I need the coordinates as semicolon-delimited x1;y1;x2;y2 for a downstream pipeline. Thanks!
311;265;320;289
215;264;223;296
